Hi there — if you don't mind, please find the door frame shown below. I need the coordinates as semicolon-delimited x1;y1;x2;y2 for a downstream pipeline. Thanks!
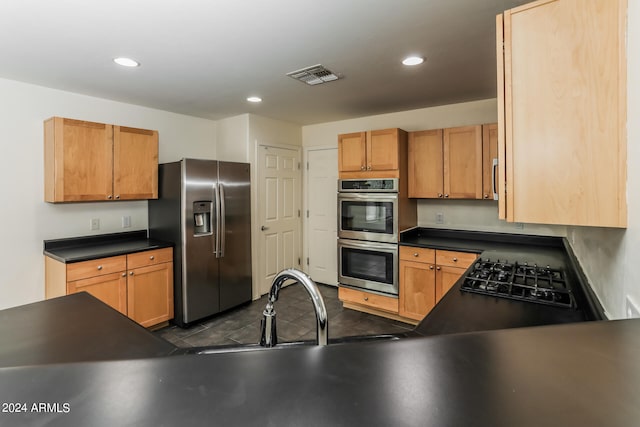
255;142;302;297
302;145;338;283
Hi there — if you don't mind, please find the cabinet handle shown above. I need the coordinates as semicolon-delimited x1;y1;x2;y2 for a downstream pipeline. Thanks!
367;166;371;170
129;271;134;276
150;255;155;260
360;166;365;171
444;194;449;198
115;195;120;200
438;193;443;198
107;195;113;200
484;194;489;199
364;297;369;301
453;257;458;262
436;266;441;271
429;265;434;270
121;273;126;277
97;265;103;270
413;253;419;257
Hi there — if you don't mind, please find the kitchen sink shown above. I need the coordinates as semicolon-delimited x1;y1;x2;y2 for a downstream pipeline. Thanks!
182;333;410;355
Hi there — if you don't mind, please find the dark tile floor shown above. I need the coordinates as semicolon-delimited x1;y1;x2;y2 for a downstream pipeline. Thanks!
154;284;414;348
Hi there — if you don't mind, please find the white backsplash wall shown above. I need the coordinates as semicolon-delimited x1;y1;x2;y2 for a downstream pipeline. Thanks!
417;200;567;236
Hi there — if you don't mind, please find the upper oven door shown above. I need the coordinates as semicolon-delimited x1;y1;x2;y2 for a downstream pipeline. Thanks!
338;193;398;243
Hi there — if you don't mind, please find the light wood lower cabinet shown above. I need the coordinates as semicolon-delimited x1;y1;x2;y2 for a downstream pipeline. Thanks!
45;247;173;328
399;246;477;321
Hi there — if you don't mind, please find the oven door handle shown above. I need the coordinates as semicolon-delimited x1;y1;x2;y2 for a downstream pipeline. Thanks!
338;193;398;201
338;239;398;252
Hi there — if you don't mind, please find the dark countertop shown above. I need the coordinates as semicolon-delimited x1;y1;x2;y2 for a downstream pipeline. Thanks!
400;227;606;335
0;292;177;368
43;230;173;263
1;318;639;427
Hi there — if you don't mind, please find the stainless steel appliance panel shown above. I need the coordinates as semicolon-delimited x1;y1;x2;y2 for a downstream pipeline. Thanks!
182;159;220;323
338;238;398;296
338;193;399;243
218;161;252;312
149;158;253;328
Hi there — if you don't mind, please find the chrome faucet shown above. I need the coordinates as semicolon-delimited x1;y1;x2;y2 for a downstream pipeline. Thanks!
260;269;328;347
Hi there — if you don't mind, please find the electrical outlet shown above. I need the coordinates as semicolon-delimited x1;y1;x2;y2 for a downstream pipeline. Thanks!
90;218;100;231
436;212;444;224
626;296;640;318
122;215;131;228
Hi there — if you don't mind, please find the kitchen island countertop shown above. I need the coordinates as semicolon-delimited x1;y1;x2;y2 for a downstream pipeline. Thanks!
1;316;639;426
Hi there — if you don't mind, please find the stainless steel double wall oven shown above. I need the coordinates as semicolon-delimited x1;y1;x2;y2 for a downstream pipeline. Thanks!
338;178;400;296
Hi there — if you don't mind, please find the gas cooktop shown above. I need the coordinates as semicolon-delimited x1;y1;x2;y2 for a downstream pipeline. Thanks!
460;259;576;309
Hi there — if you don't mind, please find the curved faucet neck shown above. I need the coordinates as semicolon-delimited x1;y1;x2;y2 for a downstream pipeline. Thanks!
263;269;328;347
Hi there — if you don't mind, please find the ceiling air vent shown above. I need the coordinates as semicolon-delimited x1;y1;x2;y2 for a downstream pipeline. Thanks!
286;64;341;86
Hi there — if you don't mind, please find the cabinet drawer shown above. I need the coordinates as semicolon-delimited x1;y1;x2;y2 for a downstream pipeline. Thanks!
436;250;477;268
399;246;435;263
127;247;173;269
339;287;398;314
66;255;127;281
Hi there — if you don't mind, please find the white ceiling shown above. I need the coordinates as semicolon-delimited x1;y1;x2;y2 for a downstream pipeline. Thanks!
0;0;531;125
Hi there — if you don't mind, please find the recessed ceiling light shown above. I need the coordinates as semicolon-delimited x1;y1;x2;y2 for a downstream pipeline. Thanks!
247;96;262;103
402;56;424;66
113;57;140;67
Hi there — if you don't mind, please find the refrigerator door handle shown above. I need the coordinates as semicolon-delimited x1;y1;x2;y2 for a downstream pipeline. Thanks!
214;183;221;257
219;183;226;258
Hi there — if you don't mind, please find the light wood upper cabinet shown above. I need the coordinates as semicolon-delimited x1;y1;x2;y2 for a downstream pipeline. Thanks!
338;128;406;178
497;0;627;227
408;125;482;199
444;125;483;199
44;117;158;203
482;124;498;200
408;129;443;198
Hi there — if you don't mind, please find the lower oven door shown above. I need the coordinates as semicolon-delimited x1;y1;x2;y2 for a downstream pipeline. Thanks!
338;239;398;296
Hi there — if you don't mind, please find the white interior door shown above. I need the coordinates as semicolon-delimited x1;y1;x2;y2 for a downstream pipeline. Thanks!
306;148;338;286
258;145;302;296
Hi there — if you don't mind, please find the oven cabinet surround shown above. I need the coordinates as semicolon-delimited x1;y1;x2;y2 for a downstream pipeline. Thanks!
497;0;627;227
399;246;477;321
338;128;408;179
44;116;159;202
45;247;173;328
408;124;496;200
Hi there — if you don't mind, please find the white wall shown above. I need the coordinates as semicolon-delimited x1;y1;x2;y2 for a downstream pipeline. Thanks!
566;0;640;319
302;99;567;236
0;78;217;310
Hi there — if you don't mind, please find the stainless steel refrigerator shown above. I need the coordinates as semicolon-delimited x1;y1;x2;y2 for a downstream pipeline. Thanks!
148;159;252;328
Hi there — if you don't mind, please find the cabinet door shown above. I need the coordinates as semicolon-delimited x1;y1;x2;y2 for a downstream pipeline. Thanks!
500;0;626;227
408;130;443;198
482;124;498;200
368;129;399;171
435;265;465;303
45;117;113;202
113;126;158;200
127;262;174;327
338;132;367;172
443;125;482;199
399;260;436;321
67;272;127;314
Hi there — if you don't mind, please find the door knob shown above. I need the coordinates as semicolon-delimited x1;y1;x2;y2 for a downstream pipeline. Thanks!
261;226;269;231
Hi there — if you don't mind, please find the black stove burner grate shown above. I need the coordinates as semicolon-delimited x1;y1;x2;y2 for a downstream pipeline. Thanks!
461;260;576;309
